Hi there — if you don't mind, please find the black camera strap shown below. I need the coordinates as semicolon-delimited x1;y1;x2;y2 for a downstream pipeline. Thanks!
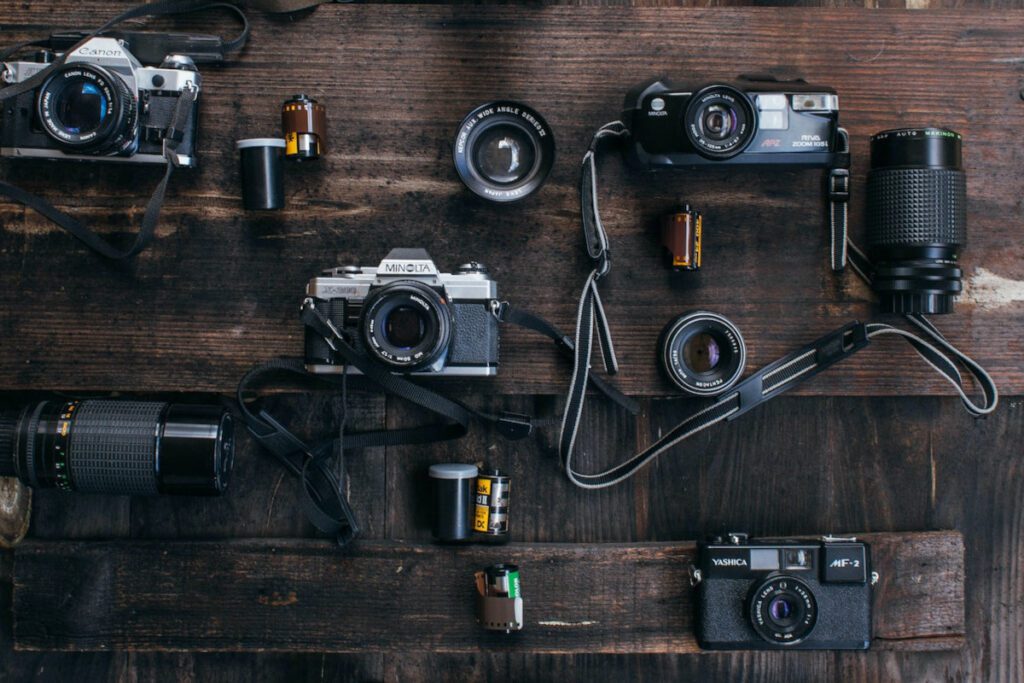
561;122;998;489
0;1;250;259
237;297;638;546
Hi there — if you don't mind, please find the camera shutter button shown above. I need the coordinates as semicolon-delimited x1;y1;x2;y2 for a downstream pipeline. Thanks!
458;262;487;274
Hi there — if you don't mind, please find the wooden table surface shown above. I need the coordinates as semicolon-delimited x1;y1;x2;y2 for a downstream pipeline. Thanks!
0;1;1022;682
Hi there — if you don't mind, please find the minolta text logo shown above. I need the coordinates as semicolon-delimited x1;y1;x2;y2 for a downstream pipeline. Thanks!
383;262;430;274
712;558;747;567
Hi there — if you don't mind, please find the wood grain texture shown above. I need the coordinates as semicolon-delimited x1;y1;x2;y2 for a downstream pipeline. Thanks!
0;4;1022;397
10;531;963;653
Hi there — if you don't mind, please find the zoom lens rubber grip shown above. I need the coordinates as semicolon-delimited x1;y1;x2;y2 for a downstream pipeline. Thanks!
67;401;165;495
866;168;967;248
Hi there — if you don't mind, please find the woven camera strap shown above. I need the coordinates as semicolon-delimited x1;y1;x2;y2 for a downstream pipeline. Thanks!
237;298;639;546
560;122;999;489
0;1;250;259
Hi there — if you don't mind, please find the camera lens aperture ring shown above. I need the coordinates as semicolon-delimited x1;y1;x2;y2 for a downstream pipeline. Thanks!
749;576;818;646
683;85;756;160
659;311;746;397
361;281;453;372
37;62;137;154
454;101;555;202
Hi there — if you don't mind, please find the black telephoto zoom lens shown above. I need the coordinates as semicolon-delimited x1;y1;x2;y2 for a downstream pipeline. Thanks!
866;128;967;314
0;400;233;496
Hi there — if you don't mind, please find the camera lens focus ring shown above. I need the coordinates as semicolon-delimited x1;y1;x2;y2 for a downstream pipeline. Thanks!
361;281;452;372
749;576;818;646
866;167;967;249
658;311;746;397
37;63;137;154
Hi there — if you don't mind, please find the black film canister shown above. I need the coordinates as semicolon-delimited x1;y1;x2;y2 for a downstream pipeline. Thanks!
237;138;286;210
429;463;478;542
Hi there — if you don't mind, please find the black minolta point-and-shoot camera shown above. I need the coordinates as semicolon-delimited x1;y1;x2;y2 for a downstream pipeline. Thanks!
623;76;844;168
304;249;499;377
692;533;874;650
0;35;201;166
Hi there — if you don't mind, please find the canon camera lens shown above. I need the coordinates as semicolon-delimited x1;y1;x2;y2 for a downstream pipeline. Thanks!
866;128;966;314
0;400;233;496
37;63;138;155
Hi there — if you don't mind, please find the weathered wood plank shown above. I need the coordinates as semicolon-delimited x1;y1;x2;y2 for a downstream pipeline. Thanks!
11;531;963;653
0;5;1022;396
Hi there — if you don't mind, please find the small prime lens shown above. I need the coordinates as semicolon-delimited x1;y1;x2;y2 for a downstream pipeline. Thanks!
866;127;966;314
659;311;746;396
362;281;452;372
454;101;555;202
37;63;137;154
0;400;232;496
684;85;756;160
750;576;817;645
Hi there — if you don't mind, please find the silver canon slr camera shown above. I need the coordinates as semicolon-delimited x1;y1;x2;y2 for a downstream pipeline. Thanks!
1;36;201;166
304;248;500;377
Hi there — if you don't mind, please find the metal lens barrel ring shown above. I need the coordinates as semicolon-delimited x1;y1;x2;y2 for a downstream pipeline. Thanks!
659;311;747;396
749;576;818;645
37;63;137;154
453;101;555;202
683;85;757;160
361;281;453;372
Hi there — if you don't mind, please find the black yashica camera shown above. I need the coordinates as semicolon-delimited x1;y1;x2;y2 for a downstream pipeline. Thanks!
305;248;499;377
693;533;873;650
623;76;844;168
1;35;201;166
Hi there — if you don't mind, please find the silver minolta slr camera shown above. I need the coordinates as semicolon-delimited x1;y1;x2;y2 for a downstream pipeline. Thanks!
1;36;200;166
305;248;499;377
693;533;874;650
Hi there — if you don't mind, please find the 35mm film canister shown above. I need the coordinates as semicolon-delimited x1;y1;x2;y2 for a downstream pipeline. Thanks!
282;94;327;161
237;138;286;210
474;469;510;542
429;463;478;542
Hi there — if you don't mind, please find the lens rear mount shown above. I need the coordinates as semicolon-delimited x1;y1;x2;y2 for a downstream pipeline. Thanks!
361;281;452;372
37;62;137;154
659;311;746;397
453;101;555;202
749;576;818;646
683;85;756;160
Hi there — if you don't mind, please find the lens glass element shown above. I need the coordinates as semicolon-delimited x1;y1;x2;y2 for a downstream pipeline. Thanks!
700;104;738;141
683;333;721;372
53;78;108;134
384;305;428;350
473;125;537;185
768;596;798;625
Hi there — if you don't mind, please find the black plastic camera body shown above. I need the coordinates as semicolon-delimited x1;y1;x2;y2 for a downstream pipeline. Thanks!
304;248;499;377
0;35;200;167
694;533;873;651
623;76;844;169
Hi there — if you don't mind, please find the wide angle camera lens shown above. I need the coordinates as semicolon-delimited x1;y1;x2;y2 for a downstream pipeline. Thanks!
362;281;452;372
453;101;555;202
866;127;967;314
0;400;233;496
684;85;756;160
37;63;137;154
749;576;818;645
659;311;746;396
